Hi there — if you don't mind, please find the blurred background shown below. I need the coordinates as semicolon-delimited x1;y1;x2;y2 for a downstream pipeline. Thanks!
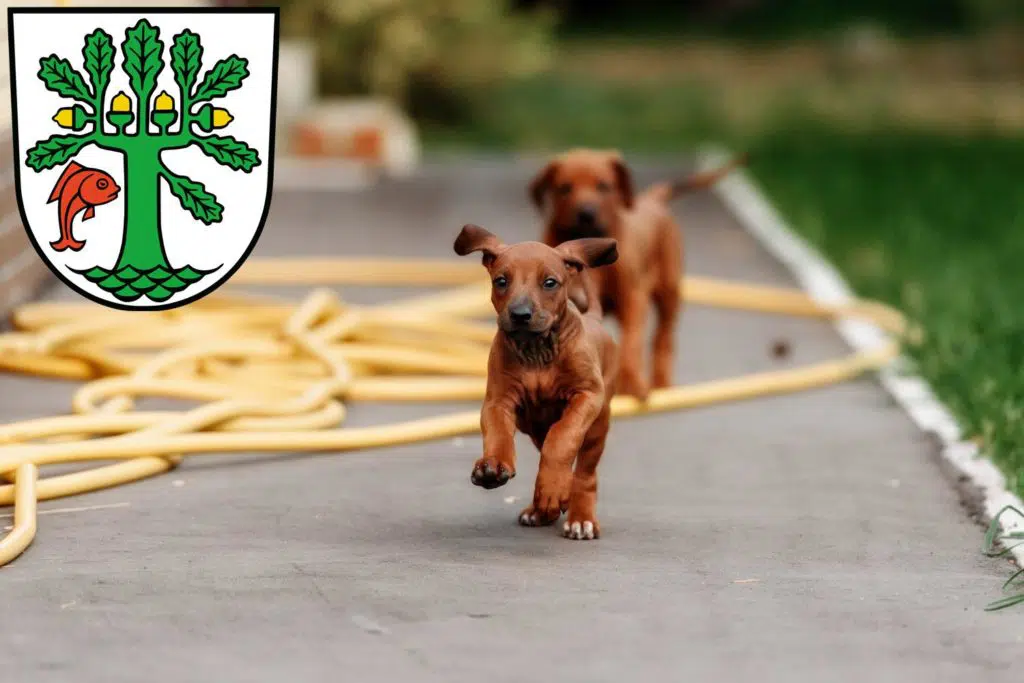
251;0;1024;152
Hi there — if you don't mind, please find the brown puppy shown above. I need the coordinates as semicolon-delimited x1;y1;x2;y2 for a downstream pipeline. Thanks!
454;223;618;540
530;149;747;399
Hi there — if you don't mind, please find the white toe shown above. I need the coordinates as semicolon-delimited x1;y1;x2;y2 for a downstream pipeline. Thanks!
563;521;570;534
582;521;594;539
570;521;582;539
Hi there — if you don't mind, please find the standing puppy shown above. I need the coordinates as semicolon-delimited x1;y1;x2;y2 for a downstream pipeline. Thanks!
454;224;618;540
530;149;747;399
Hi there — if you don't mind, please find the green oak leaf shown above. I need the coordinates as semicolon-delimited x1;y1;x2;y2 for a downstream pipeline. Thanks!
82;29;115;101
121;18;164;104
192;55;248;102
38;56;92;103
193;135;260;172
26;134;92;171
164;171;224;224
170;29;203;98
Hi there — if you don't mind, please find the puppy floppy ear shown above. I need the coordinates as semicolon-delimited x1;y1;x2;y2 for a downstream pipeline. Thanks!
609;153;635;209
557;237;618;273
528;161;558;210
454;223;504;267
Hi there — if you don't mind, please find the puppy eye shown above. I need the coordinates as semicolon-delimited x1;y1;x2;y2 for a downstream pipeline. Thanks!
556;183;572;196
596;181;611;193
542;277;559;290
493;276;508;290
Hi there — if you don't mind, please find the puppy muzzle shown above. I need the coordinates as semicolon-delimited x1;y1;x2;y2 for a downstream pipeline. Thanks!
557;223;607;240
500;300;550;335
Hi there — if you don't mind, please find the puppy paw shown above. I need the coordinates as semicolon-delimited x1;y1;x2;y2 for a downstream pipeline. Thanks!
470;458;515;490
563;517;600;540
651;372;672;391
518;505;560;527
531;470;572;521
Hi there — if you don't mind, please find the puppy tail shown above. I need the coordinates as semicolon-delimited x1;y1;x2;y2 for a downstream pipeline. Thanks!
658;153;749;201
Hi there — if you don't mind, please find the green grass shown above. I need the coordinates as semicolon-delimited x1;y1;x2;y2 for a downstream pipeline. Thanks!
423;75;732;152
748;126;1024;502
983;505;1024;610
748;130;1024;610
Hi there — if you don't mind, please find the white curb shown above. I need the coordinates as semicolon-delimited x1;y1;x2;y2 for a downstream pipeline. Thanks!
699;146;1024;568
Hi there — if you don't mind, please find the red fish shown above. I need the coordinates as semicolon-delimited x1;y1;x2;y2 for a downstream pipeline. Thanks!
46;161;120;252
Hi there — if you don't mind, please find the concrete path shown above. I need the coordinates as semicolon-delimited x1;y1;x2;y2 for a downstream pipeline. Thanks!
2;159;1021;682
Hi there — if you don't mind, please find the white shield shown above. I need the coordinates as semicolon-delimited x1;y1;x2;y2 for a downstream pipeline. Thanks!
8;7;278;310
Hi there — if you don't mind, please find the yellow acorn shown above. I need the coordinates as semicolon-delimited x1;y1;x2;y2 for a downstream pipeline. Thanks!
52;105;88;130
111;92;132;113
150;91;179;133
53;108;74;128
154;91;175;112
212;108;233;128
195;103;234;131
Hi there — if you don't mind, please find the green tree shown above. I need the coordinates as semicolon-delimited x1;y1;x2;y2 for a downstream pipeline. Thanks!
26;19;261;303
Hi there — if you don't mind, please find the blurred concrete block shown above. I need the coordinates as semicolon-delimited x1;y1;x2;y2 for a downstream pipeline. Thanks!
273;158;376;192
0;126;50;321
288;98;421;179
276;39;317;156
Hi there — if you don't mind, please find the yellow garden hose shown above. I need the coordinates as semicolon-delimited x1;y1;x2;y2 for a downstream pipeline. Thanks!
0;257;906;567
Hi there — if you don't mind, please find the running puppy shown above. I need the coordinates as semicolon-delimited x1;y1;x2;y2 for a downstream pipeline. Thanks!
530;149;747;399
454;224;618;540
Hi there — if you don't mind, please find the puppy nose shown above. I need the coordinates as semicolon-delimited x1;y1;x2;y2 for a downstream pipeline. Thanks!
509;303;532;325
576;205;598;226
